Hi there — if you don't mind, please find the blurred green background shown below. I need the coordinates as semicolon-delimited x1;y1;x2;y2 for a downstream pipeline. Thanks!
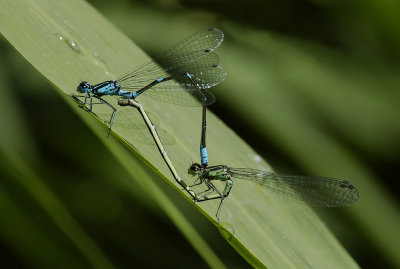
1;0;400;268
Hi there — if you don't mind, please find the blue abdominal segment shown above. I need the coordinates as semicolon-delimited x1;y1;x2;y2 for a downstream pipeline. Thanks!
201;146;208;166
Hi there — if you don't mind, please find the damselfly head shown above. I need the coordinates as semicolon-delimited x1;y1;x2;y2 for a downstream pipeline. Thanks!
77;81;91;93
188;163;202;176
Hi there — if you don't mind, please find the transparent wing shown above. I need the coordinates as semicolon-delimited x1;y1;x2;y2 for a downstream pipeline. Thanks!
117;28;225;106
229;168;359;207
118;51;225;106
124;27;224;77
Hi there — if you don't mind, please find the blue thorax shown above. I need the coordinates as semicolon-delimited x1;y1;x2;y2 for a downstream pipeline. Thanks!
92;80;120;96
91;80;138;99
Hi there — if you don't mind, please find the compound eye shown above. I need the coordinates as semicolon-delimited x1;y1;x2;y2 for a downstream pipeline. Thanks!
79;81;89;88
189;163;199;171
195;163;202;171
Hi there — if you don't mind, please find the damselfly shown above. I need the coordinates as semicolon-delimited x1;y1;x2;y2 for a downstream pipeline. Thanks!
188;163;359;219
73;27;226;130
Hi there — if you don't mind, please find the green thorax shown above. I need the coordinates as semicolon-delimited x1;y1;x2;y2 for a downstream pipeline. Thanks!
205;167;230;181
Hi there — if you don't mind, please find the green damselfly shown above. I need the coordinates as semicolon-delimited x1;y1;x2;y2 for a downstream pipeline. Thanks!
188;163;359;220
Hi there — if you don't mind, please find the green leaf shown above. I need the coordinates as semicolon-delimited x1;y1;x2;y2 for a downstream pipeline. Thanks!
218;23;400;268
0;0;359;268
101;3;400;268
0;1;224;268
